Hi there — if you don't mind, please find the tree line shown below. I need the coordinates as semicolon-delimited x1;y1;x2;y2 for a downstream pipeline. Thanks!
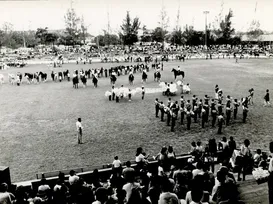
0;8;266;50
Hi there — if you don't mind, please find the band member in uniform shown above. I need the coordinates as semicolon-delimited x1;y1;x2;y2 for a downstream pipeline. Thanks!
264;89;270;106
226;95;231;103
167;98;172;107
186;100;191;110
218;89;223;104
248;88;254;105
141;86;145;100
201;108;206;128
217;113;225;134
215;85;219;99
226;100;232;126
186;107;192;130
192;95;197;111
155;98;160;117
243;106;248;123
217;101;223;115
233;99;240;119
166;106;171;126
198;99;203;118
211;103;217;127
193;102;198;123
160;102;165;122
204;100;209;123
171;109;176;132
180;98;185;125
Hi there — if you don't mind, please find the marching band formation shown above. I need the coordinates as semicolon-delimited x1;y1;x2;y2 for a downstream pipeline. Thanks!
154;85;257;133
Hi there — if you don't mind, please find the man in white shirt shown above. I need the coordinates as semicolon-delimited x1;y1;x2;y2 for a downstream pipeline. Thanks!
69;170;79;185
76;118;83;144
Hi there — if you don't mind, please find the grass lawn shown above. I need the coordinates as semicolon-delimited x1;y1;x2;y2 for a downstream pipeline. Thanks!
0;58;273;182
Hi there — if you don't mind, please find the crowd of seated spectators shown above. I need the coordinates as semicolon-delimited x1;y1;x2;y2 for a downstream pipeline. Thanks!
0;138;272;204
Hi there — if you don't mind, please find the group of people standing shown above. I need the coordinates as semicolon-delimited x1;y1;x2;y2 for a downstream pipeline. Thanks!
154;85;255;133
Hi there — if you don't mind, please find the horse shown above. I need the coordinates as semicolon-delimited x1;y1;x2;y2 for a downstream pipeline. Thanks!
0;74;4;84
92;75;98;88
72;75;79;89
63;70;69;80
171;68;185;80
24;73;34;84
154;71;161;82
81;74;87;88
39;72;47;82
34;72;40;83
128;73;134;85
8;74;16;85
58;72;63;82
110;74;117;85
142;71;148;83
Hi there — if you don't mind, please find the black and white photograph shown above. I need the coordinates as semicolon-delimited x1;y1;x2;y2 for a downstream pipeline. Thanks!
0;0;273;203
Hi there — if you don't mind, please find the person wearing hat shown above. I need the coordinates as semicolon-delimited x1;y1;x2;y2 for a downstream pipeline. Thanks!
193;102;198;123
76;118;83;144
201;107;206;128
211;102;217;127
233;99;240;120
198;99;203;118
170;109;176;132
217;113;225;134
226;100;232;126
160;102;165;122
186;107;192;130
141;86;145;100
166;106;171;126
242;105;248;123
204;100;210;123
155;98;160;117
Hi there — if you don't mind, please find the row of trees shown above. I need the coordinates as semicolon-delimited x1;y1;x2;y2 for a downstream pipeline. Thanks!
0;8;267;49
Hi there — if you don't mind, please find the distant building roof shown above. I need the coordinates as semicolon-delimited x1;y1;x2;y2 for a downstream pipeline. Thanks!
241;34;273;42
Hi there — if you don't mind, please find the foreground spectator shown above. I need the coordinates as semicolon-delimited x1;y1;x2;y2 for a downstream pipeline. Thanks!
268;142;273;204
212;168;239;203
0;183;15;204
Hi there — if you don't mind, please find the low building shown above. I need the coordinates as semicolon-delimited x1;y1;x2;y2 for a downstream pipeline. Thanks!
241;34;273;45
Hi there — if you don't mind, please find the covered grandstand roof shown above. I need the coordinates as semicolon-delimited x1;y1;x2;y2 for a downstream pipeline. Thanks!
241;34;273;42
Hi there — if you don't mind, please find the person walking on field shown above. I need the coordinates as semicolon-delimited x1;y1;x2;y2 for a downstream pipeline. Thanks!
76;118;83;144
264;89;270;107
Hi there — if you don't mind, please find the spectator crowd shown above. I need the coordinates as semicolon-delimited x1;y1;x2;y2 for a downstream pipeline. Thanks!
1;138;273;204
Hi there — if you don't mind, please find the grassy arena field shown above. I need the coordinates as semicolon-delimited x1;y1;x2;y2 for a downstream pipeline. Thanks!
0;58;273;182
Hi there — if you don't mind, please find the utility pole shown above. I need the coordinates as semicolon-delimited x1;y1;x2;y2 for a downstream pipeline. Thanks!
107;10;111;48
203;11;209;50
175;0;180;47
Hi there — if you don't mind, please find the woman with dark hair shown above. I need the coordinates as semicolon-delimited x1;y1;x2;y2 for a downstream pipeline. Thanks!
268;142;273;204
135;147;149;171
167;145;176;167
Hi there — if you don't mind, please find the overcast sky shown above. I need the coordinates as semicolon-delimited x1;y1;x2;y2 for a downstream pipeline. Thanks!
0;0;272;35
